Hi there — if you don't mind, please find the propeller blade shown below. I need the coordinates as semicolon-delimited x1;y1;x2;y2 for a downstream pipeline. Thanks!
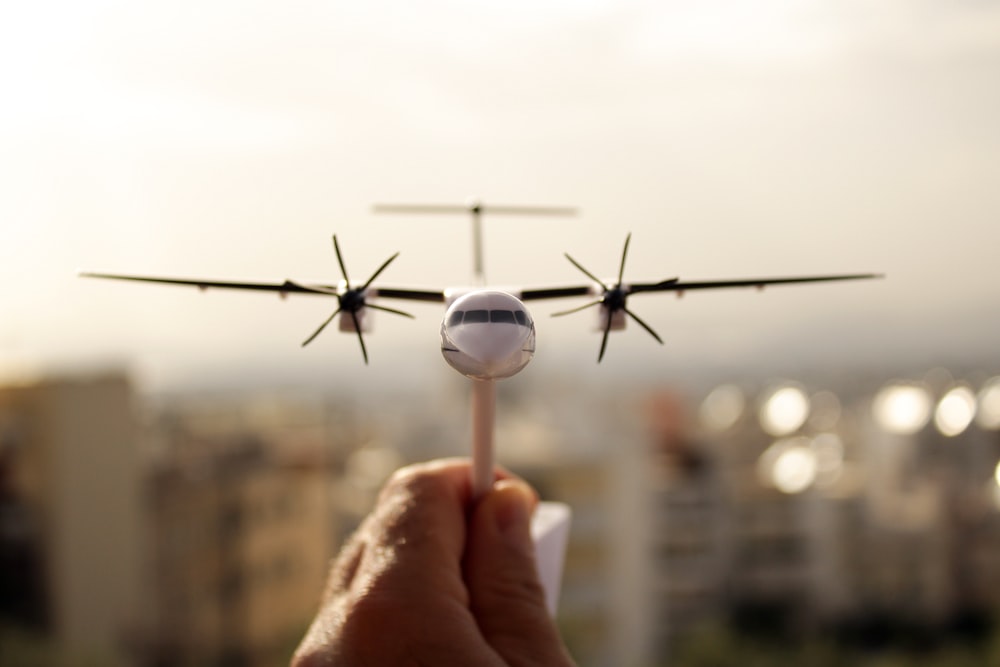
564;253;609;291
350;310;369;364
361;252;401;291
286;280;339;296
552;299;603;317
598;311;614;362
617;233;631;286
302;307;342;347
332;235;351;284
624;307;664;345
366;303;415;318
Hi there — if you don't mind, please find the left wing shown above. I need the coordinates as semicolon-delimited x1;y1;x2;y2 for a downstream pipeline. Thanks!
80;273;334;295
79;273;447;303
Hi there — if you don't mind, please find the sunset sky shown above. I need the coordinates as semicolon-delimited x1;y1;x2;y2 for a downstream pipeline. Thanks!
2;0;998;391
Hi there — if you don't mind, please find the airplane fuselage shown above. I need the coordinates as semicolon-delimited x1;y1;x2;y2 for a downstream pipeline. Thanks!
440;290;536;380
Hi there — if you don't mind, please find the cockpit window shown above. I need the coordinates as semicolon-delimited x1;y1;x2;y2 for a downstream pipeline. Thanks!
447;308;530;326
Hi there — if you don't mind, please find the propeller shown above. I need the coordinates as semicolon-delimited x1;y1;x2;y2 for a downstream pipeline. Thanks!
300;235;414;363
553;233;667;362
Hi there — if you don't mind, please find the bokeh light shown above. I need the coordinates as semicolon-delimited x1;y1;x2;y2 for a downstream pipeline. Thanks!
699;384;746;432
872;383;932;434
757;436;818;494
772;445;818;494
934;385;976;437
759;384;810;437
977;377;1000;430
757;439;787;488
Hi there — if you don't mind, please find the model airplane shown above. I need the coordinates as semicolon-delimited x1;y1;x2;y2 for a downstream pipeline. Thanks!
81;231;880;364
81;207;881;612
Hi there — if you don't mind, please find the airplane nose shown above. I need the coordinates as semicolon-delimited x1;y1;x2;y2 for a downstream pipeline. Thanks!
440;291;535;380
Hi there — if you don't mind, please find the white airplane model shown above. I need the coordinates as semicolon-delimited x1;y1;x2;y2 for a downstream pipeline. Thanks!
81;202;881;614
81;225;881;365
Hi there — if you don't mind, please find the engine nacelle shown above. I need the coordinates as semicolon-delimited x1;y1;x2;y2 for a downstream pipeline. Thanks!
597;303;627;331
338;307;371;333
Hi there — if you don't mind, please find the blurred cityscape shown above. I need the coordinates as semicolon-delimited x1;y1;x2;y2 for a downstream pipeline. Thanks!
2;362;1000;666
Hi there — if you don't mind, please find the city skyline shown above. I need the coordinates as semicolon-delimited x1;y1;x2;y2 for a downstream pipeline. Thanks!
5;362;1000;665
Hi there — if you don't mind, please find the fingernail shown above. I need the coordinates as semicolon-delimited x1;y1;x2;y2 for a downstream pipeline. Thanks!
492;480;536;556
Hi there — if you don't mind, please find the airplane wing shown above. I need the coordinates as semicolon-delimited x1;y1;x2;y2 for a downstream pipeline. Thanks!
79;273;333;294
629;272;883;294
79;273;448;302
519;286;593;300
519;273;880;300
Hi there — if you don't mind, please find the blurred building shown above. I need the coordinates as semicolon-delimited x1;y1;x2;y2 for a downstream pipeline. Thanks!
146;436;334;666
0;374;349;667
142;393;348;667
0;373;146;666
645;371;1000;661
645;391;730;654
6;364;1000;666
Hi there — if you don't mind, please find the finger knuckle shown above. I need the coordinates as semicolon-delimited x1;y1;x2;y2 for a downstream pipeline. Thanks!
383;464;448;501
481;571;547;610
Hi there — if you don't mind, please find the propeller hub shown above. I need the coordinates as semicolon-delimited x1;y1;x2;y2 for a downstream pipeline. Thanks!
558;233;662;362
299;235;408;361
604;285;627;311
340;289;365;312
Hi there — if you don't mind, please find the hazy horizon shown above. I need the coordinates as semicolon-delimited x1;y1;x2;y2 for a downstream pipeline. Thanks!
3;0;999;395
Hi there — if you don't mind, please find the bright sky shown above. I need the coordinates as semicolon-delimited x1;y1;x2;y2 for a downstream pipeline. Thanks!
2;0;999;391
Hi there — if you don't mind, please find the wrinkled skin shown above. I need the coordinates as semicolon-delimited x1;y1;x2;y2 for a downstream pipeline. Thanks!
292;459;576;667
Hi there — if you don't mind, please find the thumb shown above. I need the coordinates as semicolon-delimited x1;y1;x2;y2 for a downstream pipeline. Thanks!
464;479;575;667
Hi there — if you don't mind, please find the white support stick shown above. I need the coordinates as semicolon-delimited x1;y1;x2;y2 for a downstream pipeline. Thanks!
470;378;496;498
469;376;570;616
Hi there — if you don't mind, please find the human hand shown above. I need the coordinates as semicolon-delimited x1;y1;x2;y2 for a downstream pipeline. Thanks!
291;458;576;666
